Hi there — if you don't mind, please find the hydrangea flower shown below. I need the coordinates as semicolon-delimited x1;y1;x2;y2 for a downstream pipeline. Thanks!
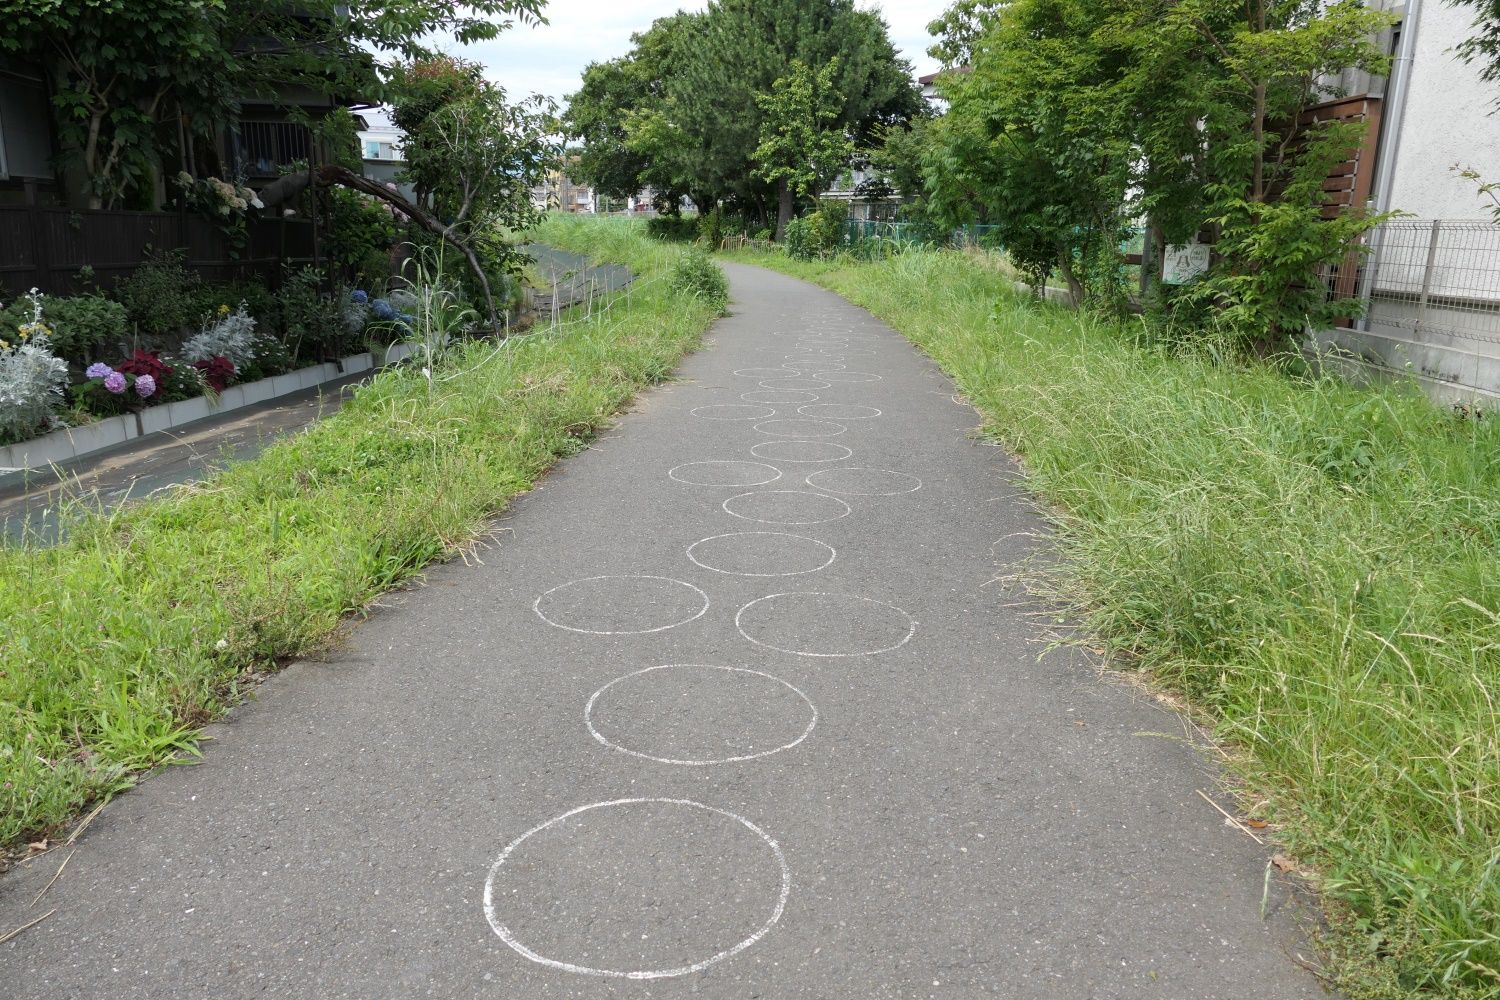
104;371;127;394
135;374;157;398
351;289;369;305
371;298;396;321
86;362;114;380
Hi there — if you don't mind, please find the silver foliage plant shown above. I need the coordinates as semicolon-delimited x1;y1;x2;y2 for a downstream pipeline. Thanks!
181;302;259;369
0;290;70;444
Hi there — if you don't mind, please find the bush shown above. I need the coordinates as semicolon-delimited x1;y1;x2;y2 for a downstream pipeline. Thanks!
325;187;397;290
646;215;698;242
0;295;69;444
0;293;127;367
668;250;729;314
697;207;725;249
114;250;202;340
279;267;353;362
785;200;849;260
181;303;259;376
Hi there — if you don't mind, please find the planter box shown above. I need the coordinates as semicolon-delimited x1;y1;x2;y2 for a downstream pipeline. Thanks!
339;352;374;375
270;372;303;397
297;363;339;390
68;413;137;455
237;376;276;406
0;413;142;472
137;403;177;436
214;385;248;412
383;342;417;365
168;396;212;427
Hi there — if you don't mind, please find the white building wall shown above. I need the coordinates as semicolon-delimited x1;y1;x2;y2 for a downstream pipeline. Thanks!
1385;2;1500;220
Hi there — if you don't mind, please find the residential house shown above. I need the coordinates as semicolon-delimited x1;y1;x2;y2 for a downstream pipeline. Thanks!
1311;0;1500;403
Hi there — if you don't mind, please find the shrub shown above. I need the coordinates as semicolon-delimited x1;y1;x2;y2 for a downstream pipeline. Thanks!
0;293;69;443
646;215;698;242
326;188;397;290
279;267;352;362
181;303;258;371
114;250;202;340
669;250;729;314
0;293;127;367
697;207;724;249
77;355;167;414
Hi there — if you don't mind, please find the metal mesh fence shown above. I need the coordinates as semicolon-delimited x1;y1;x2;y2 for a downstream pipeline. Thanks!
1330;219;1500;346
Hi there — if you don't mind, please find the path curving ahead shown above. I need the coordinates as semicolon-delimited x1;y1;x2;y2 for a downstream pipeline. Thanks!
0;261;1328;998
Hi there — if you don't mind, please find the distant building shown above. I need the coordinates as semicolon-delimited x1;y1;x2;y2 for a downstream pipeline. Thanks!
355;109;415;202
532;162;595;213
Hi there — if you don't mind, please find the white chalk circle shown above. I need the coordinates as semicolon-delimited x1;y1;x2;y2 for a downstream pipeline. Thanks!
783;361;846;371
585;664;818;765
797;404;881;420
735;592;917;657
750;440;853;464
483;798;790;980
752;418;847;439
758;377;832;390
806;467;923;496
734;367;796;379
784;356;845;365
687;531;836;577
534;576;709;635
814;371;883;383
722;490;851;525
668;461;782;487
691;404;778;421
741;389;818;404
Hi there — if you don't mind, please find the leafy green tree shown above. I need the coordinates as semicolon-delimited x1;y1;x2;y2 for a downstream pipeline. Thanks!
0;0;547;208
927;0;1133;306
1452;0;1500;92
667;0;922;231
753;60;856;230
564;13;704;210
0;0;235;208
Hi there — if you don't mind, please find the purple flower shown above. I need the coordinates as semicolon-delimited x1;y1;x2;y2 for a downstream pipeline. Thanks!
351;289;369;305
135;374;157;398
104;371;127;394
86;362;113;379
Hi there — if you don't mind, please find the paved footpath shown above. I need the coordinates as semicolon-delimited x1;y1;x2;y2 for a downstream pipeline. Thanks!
1;262;1328;999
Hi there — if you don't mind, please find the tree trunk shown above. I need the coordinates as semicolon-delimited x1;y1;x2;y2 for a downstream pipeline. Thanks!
259;166;502;332
775;179;794;242
1057;251;1085;308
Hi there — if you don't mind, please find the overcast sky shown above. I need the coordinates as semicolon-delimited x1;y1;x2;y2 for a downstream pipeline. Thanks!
456;0;951;109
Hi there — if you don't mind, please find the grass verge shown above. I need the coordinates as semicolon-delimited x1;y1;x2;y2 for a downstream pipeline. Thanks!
1;215;720;857
727;245;1500;999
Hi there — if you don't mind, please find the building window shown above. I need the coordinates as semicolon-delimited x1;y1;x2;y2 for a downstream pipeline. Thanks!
238;120;315;178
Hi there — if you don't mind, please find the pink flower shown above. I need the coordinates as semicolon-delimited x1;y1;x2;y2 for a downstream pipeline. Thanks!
104;371;127;394
135;374;157;398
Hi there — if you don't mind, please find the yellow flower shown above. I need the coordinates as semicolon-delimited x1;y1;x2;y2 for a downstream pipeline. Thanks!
218;304;231;316
0;340;9;351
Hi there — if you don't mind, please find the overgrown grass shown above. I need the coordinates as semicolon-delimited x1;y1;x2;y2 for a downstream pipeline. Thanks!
0;216;717;855
728;245;1500;998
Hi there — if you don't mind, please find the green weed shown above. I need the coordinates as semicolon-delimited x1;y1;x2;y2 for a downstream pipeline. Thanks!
0;216;715;854
728;244;1500;999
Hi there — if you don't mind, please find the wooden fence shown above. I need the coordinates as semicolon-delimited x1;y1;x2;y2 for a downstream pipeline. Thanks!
0;204;317;299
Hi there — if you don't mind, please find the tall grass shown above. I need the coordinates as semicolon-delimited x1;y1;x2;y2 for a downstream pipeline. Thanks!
729;245;1500;998
0;217;717;854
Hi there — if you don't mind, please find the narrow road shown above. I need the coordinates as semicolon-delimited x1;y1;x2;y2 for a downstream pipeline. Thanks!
0;262;1326;998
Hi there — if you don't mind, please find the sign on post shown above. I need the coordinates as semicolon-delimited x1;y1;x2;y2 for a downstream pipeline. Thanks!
1162;241;1210;285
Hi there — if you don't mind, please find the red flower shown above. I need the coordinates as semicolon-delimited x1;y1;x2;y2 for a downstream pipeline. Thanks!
117;349;173;382
193;355;237;391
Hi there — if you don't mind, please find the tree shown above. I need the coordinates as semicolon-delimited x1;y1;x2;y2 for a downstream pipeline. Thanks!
926;0;1134;306
0;0;548;208
1452;0;1500;92
0;0;236;208
753;60;856;236
665;0;922;230
564;13;704;210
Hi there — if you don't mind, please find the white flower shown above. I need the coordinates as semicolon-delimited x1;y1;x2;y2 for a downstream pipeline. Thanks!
250;196;264;209
215;639;230;651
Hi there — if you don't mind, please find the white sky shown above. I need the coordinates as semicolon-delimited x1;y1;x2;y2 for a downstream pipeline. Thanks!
456;0;950;108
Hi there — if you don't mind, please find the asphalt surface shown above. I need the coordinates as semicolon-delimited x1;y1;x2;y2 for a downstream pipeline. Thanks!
0;261;1329;998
